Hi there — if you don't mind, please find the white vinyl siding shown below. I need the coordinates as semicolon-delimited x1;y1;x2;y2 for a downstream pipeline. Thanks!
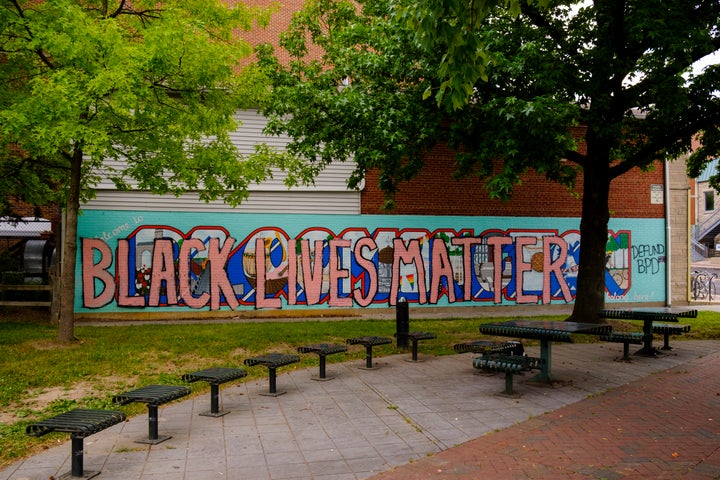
83;110;360;214
84;190;360;214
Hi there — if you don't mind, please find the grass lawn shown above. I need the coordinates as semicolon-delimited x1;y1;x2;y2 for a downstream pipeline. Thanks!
2;308;719;468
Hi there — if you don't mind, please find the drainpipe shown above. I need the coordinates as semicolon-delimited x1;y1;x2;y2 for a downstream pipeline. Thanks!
665;159;672;307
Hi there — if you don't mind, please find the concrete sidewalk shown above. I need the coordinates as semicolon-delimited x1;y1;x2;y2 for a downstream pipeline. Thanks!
1;340;718;480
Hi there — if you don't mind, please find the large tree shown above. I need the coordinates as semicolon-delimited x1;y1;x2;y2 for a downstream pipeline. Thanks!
0;0;281;341
258;0;720;321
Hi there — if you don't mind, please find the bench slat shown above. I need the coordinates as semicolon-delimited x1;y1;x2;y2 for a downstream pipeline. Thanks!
346;336;393;347
243;353;301;368
472;355;542;373
652;323;691;334
26;409;126;438
113;385;190;406
297;344;348;355
599;332;647;344
453;340;525;355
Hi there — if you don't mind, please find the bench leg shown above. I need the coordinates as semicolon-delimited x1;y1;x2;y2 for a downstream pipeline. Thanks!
200;383;230;417
503;371;515;396
260;367;286;397
362;345;375;369
60;435;100;480
135;405;171;445
71;435;84;477
148;405;159;441
661;333;672;350
622;342;630;361
318;354;327;379
310;354;337;381
268;367;277;394
210;384;220;414
410;340;419;362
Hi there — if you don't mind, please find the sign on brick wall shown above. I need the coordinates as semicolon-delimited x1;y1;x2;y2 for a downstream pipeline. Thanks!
76;211;666;313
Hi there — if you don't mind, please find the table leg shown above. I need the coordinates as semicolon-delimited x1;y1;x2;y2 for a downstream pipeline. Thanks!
635;319;660;356
529;339;553;383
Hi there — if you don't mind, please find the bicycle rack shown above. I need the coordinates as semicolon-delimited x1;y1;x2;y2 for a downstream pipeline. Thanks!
691;270;717;300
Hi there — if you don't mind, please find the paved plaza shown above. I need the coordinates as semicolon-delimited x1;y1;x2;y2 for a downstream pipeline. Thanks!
1;338;718;479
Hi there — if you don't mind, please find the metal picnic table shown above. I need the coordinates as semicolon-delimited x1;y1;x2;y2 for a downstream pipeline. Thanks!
479;320;612;383
599;307;697;356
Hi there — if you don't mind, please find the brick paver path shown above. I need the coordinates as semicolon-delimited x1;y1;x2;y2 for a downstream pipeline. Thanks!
370;352;720;480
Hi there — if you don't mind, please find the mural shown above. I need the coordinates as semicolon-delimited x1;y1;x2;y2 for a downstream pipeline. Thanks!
77;211;666;312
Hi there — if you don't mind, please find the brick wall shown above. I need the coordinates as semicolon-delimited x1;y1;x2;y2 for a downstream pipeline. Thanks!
361;142;666;219
4;200;60;223
240;0;316;66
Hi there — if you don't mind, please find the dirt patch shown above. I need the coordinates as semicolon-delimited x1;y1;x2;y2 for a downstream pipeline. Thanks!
0;377;137;425
230;347;252;359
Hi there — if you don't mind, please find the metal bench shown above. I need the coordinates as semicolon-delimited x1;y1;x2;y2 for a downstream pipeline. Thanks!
346;336;393;369
652;323;691;350
395;331;436;362
472;354;543;397
182;367;247;417
453;340;525;356
244;353;301;396
297;343;348;380
113;384;190;444
26;408;126;479
600;332;650;361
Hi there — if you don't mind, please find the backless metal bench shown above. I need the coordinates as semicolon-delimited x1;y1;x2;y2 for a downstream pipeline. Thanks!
26;408;126;479
297;343;348;380
182;367;247;417
600;332;650;360
453;340;525;356
395;331;436;361
346;336;393;369
473;354;543;396
652;323;691;350
113;384;190;444
244;353;301;396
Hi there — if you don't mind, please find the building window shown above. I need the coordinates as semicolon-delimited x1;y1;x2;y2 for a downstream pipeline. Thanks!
705;191;715;211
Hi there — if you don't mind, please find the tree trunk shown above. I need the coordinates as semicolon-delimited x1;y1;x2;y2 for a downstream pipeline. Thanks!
57;148;82;342
568;155;611;324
